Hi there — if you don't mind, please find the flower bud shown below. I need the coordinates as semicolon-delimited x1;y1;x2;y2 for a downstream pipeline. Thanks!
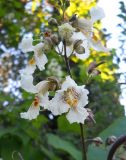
47;76;60;91
85;108;96;126
43;37;53;52
91;69;101;77
64;0;70;8
87;62;97;74
48;18;58;26
73;39;83;50
105;136;117;146
93;137;103;146
75;45;85;54
69;14;77;22
50;34;59;45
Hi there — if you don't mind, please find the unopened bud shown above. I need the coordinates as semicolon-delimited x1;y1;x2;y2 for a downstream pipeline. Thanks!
105;136;117;146
64;0;70;8
69;14;77;22
91;69;101;77
48;18;58;26
88;62;97;74
75;45;85;54
85;108;96;126
93;137;103;146
50;34;59;45
43;37;53;52
73;39;83;50
47;76;60;91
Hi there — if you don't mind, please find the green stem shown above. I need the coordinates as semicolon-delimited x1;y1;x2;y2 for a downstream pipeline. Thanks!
80;124;87;160
63;39;87;160
63;40;72;77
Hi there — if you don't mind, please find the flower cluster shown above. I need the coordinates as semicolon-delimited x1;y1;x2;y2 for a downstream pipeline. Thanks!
19;6;109;124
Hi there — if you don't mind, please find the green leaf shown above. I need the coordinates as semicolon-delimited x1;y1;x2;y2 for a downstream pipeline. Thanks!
58;115;80;134
47;133;82;160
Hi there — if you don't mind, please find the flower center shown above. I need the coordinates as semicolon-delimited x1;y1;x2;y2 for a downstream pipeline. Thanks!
33;96;40;107
93;33;98;41
63;87;80;108
28;58;35;65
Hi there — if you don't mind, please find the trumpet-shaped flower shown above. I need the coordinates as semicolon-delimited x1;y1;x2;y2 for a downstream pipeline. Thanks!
19;37;48;71
47;76;89;124
72;6;109;52
20;94;49;120
20;74;50;120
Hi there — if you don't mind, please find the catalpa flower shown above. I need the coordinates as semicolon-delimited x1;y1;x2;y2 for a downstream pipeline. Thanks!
20;74;60;120
19;37;48;71
20;94;49;120
20;74;49;120
72;6;109;52
56;32;90;60
47;76;89;124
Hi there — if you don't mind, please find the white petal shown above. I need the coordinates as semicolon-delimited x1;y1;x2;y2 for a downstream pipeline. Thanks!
66;107;89;124
61;76;77;90
89;39;109;52
35;80;49;94
33;42;43;55
77;19;93;37
20;74;37;93
90;6;105;23
75;52;90;60
19;37;33;53
33;43;48;70
72;32;87;41
20;64;36;75
20;105;40;120
48;91;70;115
76;87;89;107
56;42;72;57
39;92;49;109
35;53;48;71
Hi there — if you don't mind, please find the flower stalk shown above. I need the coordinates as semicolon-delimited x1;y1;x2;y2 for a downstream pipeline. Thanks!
63;39;87;160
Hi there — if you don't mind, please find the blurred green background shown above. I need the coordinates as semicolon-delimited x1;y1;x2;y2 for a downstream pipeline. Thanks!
0;0;126;159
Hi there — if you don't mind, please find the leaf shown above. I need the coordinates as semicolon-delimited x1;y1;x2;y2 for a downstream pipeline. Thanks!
58;115;80;134
87;117;126;160
47;133;82;160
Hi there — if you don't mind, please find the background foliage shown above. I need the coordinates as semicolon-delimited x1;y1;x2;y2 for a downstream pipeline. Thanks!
0;0;125;159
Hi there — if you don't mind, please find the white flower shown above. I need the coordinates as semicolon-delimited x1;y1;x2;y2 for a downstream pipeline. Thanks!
58;23;75;40
20;74;49;120
20;73;49;94
19;37;33;53
75;6;105;37
19;36;48;71
71;6;109;52
47;76;89;124
56;32;90;60
20;94;49;120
